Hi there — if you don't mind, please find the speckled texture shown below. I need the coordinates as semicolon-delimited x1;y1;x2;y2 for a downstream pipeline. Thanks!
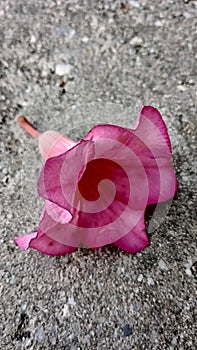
0;1;196;349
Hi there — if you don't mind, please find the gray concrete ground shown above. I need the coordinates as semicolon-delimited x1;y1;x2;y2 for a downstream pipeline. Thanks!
0;1;196;349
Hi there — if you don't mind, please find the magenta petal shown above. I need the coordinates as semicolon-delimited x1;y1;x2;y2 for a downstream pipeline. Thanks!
39;131;149;248
104;106;177;204
14;230;76;256
145;158;178;204
38;203;82;249
84;123;160;205
29;230;76;256
114;214;149;253
43;208;146;249
133;105;172;153
133;106;178;203
38;139;95;212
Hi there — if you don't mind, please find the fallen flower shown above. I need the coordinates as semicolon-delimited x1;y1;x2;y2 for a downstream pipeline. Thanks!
15;106;178;255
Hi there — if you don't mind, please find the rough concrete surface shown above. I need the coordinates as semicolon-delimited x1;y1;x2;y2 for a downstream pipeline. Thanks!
0;1;196;349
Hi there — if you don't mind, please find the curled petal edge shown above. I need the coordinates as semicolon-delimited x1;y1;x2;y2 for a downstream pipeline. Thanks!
14;231;76;256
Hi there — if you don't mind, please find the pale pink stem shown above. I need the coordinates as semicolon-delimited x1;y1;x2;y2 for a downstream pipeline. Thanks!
18;116;40;138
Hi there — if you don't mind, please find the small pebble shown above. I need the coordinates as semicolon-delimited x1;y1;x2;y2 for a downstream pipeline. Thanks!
130;36;143;47
63;304;70;318
123;324;133;337
158;259;168;271
185;268;192;277
155;20;163;27
68;297;76;306
177;85;186;92
49;329;57;346
55;63;73;76
147;276;155;286
81;36;89;43
129;0;140;8
137;274;143;282
30;34;36;43
36;326;45;343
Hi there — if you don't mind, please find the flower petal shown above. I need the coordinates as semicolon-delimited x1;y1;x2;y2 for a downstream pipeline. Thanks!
133;106;178;203
133;105;172;153
38;139;95;212
145;158;178;204
38;130;76;160
43;208;146;249
38;130;149;248
45;200;72;224
84;111;178;205
14;230;76;256
14;232;37;250
114;214;149;253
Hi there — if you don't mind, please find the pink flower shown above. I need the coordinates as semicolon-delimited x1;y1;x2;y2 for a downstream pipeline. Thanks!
15;107;178;255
